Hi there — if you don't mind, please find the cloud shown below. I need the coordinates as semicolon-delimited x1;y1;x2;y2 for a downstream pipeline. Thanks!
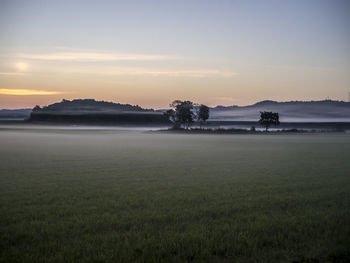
139;70;237;77
62;67;237;78
17;52;179;62
0;89;64;95
12;48;237;78
0;72;25;76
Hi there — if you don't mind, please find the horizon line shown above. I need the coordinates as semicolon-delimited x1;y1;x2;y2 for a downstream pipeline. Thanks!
1;98;349;111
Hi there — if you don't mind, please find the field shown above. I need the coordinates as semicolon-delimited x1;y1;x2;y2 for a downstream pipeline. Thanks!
0;126;350;263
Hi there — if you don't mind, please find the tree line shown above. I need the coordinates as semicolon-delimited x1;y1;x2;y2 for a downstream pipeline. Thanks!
164;100;209;129
164;100;280;131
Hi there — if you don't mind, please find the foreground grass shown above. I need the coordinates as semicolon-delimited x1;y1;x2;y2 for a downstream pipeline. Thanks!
0;127;349;262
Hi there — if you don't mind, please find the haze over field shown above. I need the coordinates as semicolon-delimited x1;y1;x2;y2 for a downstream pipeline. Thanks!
1;127;349;262
209;100;350;122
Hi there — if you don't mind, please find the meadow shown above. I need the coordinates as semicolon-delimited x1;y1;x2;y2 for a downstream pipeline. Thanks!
0;126;349;263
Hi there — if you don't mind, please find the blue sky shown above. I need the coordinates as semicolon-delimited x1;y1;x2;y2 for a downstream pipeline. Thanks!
0;0;349;108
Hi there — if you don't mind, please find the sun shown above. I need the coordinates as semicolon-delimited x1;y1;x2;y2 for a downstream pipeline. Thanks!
15;62;29;72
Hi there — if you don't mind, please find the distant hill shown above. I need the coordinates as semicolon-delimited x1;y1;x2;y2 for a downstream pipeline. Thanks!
33;99;154;114
29;99;169;125
210;100;350;122
2;99;350;124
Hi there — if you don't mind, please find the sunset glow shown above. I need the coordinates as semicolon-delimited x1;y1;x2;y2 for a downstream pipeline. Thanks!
0;89;63;96
17;51;178;62
0;0;349;109
14;62;29;72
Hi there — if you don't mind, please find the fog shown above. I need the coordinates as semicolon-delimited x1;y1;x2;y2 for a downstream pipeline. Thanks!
210;104;350;123
0;124;170;132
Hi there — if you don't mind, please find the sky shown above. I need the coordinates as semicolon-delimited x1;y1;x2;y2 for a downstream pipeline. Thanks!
0;0;349;109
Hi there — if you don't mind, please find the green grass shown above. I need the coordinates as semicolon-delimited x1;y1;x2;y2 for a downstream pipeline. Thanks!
0;126;350;262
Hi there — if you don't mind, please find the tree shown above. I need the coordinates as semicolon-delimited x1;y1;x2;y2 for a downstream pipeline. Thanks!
32;105;41;112
259;111;280;131
164;100;195;129
197;104;210;128
164;109;179;129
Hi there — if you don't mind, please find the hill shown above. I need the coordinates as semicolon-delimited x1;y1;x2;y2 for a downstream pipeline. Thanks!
210;100;350;122
32;99;153;114
3;99;350;124
29;99;169;125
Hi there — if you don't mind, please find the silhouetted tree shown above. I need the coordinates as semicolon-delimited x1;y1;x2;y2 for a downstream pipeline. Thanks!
259;111;280;131
197;104;210;128
165;100;195;129
164;109;179;129
32;105;41;112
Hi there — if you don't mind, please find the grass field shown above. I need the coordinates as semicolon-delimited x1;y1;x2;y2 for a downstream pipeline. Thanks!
0;126;350;263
